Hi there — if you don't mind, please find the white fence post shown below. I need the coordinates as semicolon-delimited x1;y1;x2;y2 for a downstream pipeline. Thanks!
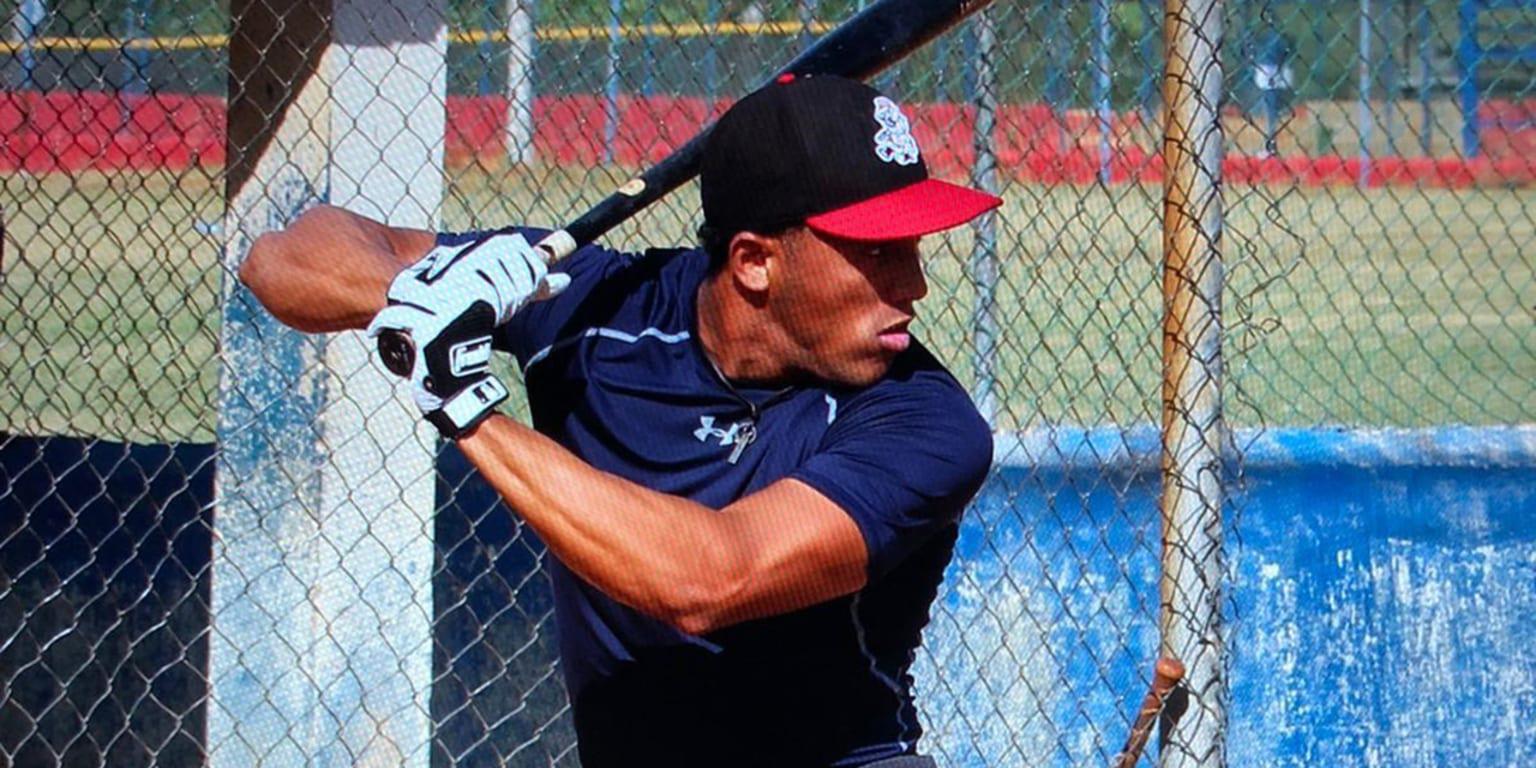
213;0;445;764
1160;0;1228;765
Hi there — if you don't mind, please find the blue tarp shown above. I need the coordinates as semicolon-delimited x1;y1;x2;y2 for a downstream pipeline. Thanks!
4;429;1533;766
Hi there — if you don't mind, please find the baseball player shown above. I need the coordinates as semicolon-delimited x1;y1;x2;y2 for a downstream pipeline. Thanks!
242;75;1002;767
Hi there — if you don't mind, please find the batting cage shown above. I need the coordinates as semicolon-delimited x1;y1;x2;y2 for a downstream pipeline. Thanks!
1;0;1533;766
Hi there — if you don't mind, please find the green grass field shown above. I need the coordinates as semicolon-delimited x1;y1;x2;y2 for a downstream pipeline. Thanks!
2;164;1531;443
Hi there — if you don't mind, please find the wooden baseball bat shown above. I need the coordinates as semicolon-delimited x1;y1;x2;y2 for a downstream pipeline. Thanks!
1112;657;1187;768
377;0;996;377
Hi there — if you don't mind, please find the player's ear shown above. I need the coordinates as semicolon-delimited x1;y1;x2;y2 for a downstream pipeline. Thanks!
726;231;775;294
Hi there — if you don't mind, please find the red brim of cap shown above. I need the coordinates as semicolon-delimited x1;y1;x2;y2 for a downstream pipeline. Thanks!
804;179;1003;242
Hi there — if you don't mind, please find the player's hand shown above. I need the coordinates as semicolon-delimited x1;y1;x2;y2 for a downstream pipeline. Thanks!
365;232;571;365
395;300;509;439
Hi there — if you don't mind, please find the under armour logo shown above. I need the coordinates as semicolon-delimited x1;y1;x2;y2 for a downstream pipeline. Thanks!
693;415;743;446
872;96;920;166
694;415;758;464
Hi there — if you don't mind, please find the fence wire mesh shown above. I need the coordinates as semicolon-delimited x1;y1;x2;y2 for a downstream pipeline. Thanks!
1;0;1532;766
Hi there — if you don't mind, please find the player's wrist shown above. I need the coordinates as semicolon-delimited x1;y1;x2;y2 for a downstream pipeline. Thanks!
424;374;508;439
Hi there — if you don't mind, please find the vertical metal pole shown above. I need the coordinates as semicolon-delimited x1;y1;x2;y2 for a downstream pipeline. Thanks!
800;0;819;49
1139;0;1160;118
1095;0;1114;184
605;0;621;165
505;0;536;164
11;0;47;91
1417;0;1433;155
1382;1;1400;156
1160;0;1226;765
478;0;493;97
706;0;719;101
119;0;149;132
968;8;1000;426
1457;0;1479;156
123;0;150;96
1252;0;1269;155
641;0;654;97
945;25;957;101
1263;87;1279;157
216;0;444;763
1358;0;1373;186
1046;0;1067;154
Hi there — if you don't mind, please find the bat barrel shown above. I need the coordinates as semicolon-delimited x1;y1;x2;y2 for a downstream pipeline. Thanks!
780;0;991;83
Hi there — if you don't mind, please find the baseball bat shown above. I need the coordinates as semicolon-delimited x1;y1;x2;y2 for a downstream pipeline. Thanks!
1112;657;1186;768
377;0;996;377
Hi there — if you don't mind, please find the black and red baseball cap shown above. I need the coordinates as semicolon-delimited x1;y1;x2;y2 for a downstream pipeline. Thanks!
700;74;1001;243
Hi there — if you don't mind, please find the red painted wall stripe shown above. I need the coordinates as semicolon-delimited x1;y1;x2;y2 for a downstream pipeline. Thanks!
3;90;1532;189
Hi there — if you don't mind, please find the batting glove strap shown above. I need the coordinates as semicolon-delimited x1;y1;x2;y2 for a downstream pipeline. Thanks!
420;302;498;397
426;375;509;439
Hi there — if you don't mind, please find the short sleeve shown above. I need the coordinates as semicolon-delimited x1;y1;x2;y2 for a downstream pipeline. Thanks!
434;228;635;366
789;368;993;581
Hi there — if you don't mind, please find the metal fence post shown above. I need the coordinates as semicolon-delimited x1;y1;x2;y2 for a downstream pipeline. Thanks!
1416;0;1432;156
1358;0;1373;186
1160;0;1227;765
1095;0;1113;184
10;0;47;90
1382;0;1400;156
506;0;535;164
968;7;999;427
214;0;444;763
1046;0;1068;154
800;0;819;49
705;0;719;100
122;0;150;96
604;0;621;165
641;0;653;97
1140;0;1161;119
1458;0;1481;156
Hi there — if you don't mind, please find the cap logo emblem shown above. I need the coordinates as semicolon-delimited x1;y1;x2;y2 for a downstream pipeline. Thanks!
872;96;920;166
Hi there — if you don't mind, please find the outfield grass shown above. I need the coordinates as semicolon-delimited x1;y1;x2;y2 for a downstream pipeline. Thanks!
2;169;224;442
2;163;1531;443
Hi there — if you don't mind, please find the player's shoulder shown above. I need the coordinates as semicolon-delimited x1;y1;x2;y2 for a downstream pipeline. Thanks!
830;342;993;464
845;341;979;412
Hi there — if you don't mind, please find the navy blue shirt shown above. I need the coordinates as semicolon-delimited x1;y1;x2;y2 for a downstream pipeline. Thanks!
440;231;992;767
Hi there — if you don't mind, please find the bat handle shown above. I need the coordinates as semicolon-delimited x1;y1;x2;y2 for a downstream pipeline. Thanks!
372;231;577;378
1112;657;1186;768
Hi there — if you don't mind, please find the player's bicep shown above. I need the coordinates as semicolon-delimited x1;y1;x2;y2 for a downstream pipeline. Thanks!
705;479;868;630
791;404;991;581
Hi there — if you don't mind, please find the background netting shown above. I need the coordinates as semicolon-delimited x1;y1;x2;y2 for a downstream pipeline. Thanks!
2;0;1531;766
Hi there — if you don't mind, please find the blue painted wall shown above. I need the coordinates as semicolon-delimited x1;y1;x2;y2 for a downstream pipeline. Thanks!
925;428;1535;765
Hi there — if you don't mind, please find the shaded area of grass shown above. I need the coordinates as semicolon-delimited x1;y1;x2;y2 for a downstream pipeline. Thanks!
2;163;1531;443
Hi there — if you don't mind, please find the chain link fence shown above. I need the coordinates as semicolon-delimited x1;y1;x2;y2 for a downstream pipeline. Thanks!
2;0;1532;766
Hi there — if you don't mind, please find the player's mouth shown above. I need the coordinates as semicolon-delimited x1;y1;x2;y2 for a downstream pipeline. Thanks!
877;319;912;353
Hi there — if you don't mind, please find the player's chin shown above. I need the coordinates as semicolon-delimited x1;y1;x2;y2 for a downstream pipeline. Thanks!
828;349;898;388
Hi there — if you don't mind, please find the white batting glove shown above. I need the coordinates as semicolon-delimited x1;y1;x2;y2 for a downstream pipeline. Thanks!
385;298;509;439
365;231;571;358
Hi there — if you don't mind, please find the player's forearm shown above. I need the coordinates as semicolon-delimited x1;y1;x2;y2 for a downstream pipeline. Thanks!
239;205;433;332
457;415;744;633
